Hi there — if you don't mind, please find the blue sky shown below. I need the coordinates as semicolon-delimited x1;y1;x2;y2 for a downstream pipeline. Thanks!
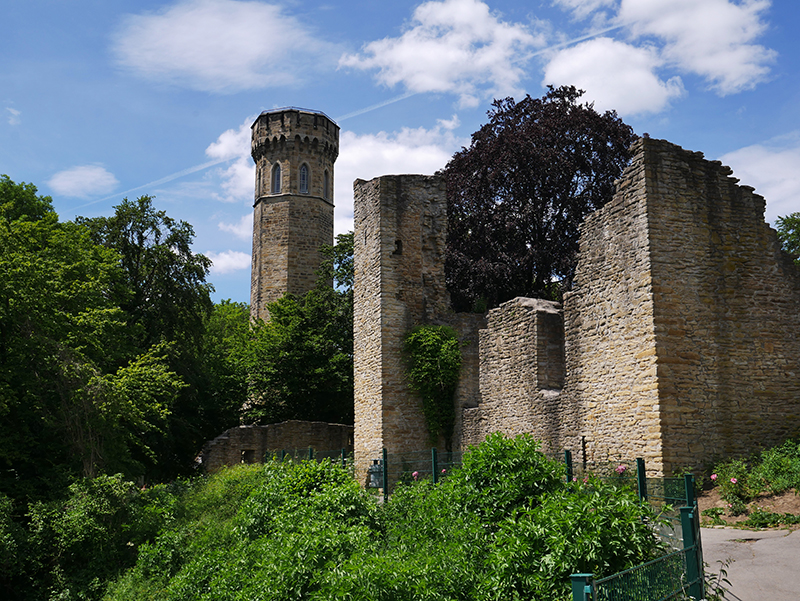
2;0;798;303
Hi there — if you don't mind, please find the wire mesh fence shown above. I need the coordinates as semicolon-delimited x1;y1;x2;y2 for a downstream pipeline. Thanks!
593;546;697;601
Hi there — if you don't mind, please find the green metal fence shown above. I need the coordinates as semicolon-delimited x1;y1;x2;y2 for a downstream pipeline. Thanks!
571;472;704;601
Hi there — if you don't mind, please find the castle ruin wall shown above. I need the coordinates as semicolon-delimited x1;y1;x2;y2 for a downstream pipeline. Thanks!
642;139;800;470
561;139;663;471
462;297;567;454
353;175;451;479
351;136;800;479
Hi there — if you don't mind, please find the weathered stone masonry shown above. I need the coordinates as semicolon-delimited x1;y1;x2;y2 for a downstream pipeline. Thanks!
353;175;458;478
354;137;800;478
250;108;339;322
199;421;353;474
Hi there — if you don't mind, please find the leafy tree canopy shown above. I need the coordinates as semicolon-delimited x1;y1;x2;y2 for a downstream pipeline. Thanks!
443;85;637;311
77;195;213;348
0;178;185;502
243;233;354;425
776;212;800;264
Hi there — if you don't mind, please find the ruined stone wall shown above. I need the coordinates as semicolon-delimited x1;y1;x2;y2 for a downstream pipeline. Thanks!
350;136;800;479
353;175;451;479
561;140;663;470
641;139;800;471
461;297;567;454
199;421;354;474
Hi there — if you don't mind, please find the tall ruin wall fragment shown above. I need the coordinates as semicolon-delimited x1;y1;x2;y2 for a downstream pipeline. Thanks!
353;137;800;477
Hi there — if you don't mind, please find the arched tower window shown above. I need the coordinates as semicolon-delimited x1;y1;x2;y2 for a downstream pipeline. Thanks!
323;169;330;200
299;164;309;194
271;163;281;194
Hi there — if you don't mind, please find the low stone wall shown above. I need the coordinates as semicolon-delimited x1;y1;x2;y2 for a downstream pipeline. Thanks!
199;420;354;473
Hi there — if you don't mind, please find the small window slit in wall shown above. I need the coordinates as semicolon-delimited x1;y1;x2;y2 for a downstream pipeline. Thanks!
392;239;403;255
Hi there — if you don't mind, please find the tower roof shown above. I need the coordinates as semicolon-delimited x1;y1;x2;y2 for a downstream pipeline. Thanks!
253;107;336;127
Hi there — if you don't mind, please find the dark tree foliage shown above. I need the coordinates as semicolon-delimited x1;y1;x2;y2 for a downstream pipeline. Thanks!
443;85;637;311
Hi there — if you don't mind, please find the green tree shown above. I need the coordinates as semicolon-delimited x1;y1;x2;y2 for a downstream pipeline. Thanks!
77;197;242;480
443;86;636;311
76;195;213;349
243;233;354;425
194;300;250;433
0;178;188;502
776;212;800;264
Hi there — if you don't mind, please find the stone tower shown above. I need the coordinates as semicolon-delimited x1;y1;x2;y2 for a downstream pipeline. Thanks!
250;107;339;321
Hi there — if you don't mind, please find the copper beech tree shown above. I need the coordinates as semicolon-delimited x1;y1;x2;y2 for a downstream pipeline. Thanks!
443;86;637;311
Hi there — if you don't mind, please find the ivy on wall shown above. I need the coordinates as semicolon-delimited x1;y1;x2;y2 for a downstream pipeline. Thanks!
403;325;462;451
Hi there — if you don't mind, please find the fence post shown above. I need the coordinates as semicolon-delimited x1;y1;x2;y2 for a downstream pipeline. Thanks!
570;573;593;601
382;448;388;503
432;448;439;484
565;450;573;483
684;473;695;507
636;458;647;502
681;499;704;600
341;448;347;468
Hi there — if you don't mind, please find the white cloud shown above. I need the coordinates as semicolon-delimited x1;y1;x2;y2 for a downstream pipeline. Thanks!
554;0;618;20
334;121;466;234
339;0;543;107
206;249;251;274
206;117;255;202
48;165;119;198
6;107;21;126
543;37;684;116
206;116;253;160
219;214;253;240
719;135;800;223
619;0;775;95
112;0;336;93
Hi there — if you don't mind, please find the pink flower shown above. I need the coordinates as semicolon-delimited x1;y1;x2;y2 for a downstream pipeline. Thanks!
441;469;446;474
710;474;717;482
412;471;419;481
730;477;738;484
615;464;627;475
573;477;578;482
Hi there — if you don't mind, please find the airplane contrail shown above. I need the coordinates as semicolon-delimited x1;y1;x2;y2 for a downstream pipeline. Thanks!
334;91;418;122
67;156;234;213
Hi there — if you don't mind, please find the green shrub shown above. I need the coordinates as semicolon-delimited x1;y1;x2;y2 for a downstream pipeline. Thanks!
480;476;664;600
742;507;800;529
107;437;663;601
751;439;800;495
448;432;564;524
708;437;800;519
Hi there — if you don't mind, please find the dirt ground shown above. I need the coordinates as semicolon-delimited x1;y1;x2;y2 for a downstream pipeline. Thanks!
697;487;800;528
